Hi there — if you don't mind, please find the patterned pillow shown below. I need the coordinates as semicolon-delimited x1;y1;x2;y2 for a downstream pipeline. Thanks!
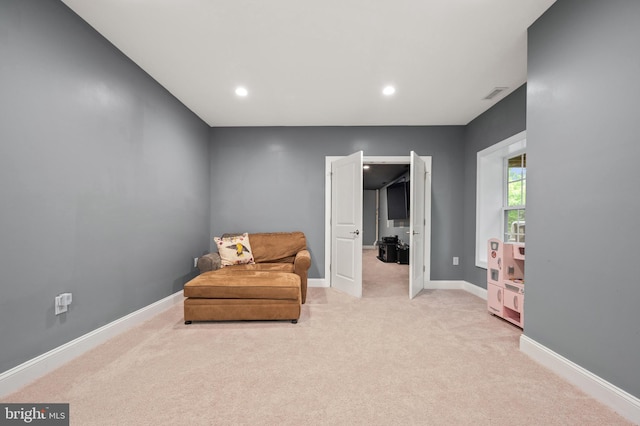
214;233;254;266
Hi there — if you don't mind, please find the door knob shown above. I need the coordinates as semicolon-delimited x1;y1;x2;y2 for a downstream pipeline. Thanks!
350;230;360;236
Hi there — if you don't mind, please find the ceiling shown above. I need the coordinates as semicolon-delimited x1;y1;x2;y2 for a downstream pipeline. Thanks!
364;164;409;190
61;0;555;127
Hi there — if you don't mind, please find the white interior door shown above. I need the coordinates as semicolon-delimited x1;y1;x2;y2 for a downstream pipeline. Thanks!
331;151;363;298
409;152;426;299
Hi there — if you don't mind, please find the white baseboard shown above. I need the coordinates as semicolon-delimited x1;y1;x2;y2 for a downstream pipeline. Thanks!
0;290;185;399
310;279;487;297
424;280;462;290
310;278;488;296
308;278;328;288
461;281;487;300
425;280;488;300
520;335;640;424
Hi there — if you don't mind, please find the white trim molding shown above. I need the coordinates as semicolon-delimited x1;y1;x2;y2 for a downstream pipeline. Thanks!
520;335;640;424
307;278;328;288
325;156;413;288
309;279;488;297
425;280;488;300
0;290;185;398
476;130;526;269
325;155;433;293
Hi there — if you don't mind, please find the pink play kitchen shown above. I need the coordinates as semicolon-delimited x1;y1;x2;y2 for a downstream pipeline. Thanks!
487;238;525;328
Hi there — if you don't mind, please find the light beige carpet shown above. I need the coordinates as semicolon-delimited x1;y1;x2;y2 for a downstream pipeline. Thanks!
2;250;632;425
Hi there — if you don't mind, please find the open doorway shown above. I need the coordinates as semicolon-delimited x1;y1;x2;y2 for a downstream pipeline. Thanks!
362;163;410;248
362;163;411;297
324;154;432;299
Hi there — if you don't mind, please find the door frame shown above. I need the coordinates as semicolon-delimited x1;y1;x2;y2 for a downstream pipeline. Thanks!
325;155;432;292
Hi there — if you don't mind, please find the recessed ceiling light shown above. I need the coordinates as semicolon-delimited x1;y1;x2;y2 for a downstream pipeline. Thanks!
382;85;396;96
235;86;248;97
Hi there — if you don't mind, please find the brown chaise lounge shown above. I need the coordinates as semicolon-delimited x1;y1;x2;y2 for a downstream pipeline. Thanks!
183;232;311;324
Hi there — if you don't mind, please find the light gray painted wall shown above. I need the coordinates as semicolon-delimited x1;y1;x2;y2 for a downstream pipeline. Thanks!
462;86;527;287
209;126;465;280
0;1;210;373
362;190;377;246
526;0;640;398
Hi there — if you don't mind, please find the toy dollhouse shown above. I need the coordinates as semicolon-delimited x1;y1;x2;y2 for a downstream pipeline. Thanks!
487;238;525;328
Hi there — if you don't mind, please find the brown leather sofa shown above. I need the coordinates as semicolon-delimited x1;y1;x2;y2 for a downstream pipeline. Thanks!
184;232;311;323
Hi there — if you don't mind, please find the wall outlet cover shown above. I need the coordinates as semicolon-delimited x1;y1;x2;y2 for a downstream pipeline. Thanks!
55;296;68;315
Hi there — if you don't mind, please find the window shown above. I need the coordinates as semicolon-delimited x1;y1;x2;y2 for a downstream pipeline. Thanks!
504;153;526;243
476;131;526;268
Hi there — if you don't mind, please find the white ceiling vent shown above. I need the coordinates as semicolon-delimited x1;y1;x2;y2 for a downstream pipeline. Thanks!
483;87;509;100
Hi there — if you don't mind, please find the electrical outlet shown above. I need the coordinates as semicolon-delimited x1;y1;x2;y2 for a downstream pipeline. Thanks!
55;292;72;315
193;257;198;268
55;295;68;315
453;257;459;266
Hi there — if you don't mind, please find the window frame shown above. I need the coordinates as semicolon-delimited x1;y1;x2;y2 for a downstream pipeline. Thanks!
503;151;526;243
476;131;526;268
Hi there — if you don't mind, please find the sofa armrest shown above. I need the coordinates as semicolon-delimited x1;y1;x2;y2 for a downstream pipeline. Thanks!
293;249;311;304
294;249;311;271
197;253;221;273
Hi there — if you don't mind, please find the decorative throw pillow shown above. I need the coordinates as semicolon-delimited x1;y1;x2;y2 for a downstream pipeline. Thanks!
214;233;254;266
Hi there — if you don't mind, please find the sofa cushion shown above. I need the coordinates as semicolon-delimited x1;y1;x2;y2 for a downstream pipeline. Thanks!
224;263;294;273
184;270;300;300
249;231;307;263
214;233;255;266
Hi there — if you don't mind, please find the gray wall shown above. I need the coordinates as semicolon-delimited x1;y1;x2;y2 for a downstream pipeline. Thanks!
462;86;528;287
525;0;640;398
362;190;377;246
0;0;211;373
209;126;465;280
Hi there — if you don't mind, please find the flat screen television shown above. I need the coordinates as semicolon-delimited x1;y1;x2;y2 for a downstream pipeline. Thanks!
387;181;410;220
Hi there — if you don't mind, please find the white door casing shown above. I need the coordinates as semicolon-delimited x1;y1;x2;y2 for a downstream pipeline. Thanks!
330;151;363;298
325;155;431;297
409;152;427;299
423;157;432;291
